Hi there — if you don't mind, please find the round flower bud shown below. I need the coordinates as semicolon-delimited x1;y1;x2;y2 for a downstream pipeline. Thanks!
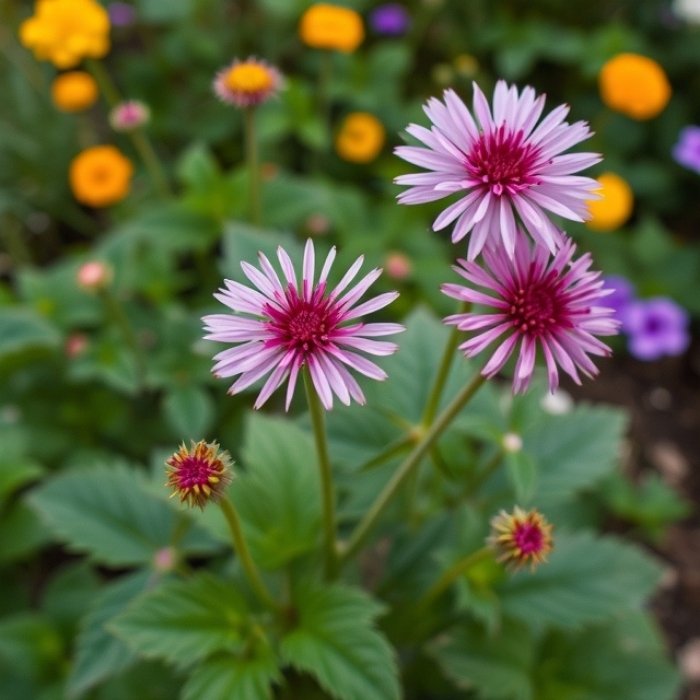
51;71;98;112
299;4;364;52
335;112;385;163
586;172;634;232
76;260;113;291
109;100;150;132
489;507;553;572
69;146;133;208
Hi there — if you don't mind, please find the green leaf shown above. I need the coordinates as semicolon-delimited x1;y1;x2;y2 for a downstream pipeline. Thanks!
429;617;535;700
526;405;627;508
68;572;152;698
0;458;44;506
0;499;51;564
498;531;662;630
281;584;399;700
505;450;537;503
163;385;215;440
0;309;60;362
182;652;280;700
229;414;322;569
110;573;251;668
28;464;217;566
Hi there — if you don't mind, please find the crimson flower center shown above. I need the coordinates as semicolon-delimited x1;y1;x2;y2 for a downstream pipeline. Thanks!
176;456;219;489
513;522;544;555
507;273;566;337
466;125;541;197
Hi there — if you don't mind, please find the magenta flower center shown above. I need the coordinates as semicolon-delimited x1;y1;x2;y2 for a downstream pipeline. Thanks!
466;125;541;197
175;456;218;489
513;521;544;556
265;286;338;355
507;271;568;337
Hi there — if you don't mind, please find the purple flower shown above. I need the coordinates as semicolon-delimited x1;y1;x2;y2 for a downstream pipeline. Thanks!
394;82;601;260
672;126;700;174
203;240;404;410
369;3;410;36
441;232;619;393
603;275;636;320
108;2;137;27
622;298;690;360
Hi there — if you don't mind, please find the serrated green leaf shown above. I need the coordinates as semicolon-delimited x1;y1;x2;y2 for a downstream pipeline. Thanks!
429;618;535;700
182;652;280;700
110;573;251;668
230;414;322;569
281;584;399;700
28;464;217;566
526;405;627;508
68;572;152;698
498;531;662;630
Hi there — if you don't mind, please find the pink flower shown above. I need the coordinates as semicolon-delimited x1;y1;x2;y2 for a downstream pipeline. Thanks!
395;82;601;259
109;100;150;132
203;240;404;410
442;232;618;393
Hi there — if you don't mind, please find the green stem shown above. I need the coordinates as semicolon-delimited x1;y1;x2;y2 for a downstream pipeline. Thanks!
244;107;261;226
421;301;470;426
304;368;338;579
339;370;487;565
87;59;171;198
417;546;492;610
219;496;278;611
100;289;147;389
129;127;171;198
358;433;413;472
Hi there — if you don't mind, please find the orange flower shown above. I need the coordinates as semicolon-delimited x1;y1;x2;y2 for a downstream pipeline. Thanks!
336;112;385;163
299;3;364;52
51;71;98;112
599;53;671;120
586;172;634;232
69;146;133;207
20;0;110;69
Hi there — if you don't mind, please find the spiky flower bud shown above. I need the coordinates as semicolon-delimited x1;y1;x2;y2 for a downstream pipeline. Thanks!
489;506;553;572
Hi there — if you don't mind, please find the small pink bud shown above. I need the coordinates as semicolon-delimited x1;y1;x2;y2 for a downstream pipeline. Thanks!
305;213;331;236
385;251;412;280
77;261;113;291
153;546;178;573
65;333;89;358
109;100;150;132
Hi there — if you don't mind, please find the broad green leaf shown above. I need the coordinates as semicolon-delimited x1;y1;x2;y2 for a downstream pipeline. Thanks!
68;572;152;698
526;405;627;508
0;500;51;564
41;562;100;637
498;531;662;630
110;573;250;668
230;414;322;569
0;309;60;362
429;618;535;700
28;464;217;566
281;584;399;700
0;458;44;506
505;450;537;503
535;613;680;700
0;612;64;680
182;652;280;700
163;385;215;440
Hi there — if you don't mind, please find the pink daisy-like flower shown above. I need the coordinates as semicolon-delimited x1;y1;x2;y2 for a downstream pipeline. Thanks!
442;231;619;393
213;56;283;108
203;240;404;410
395;81;601;259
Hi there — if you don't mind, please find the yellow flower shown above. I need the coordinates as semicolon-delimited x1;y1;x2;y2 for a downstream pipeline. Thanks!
585;172;634;232
336;112;385;163
20;0;110;69
599;53;671;120
69;146;133;207
299;3;364;53
51;71;98;112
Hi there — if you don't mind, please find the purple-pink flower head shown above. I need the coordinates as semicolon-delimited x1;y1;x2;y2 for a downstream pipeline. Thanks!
203;240;404;410
369;3;410;36
441;232;619;393
395;81;601;260
672;125;700;174
622;297;690;361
